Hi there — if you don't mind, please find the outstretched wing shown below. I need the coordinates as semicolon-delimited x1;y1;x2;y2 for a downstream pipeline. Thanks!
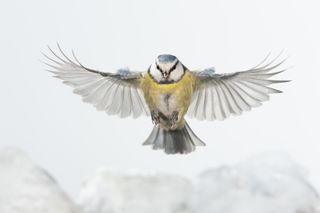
188;54;290;121
43;45;150;118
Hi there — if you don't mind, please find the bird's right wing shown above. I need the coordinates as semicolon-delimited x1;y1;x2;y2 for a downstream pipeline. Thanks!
43;45;150;118
188;54;290;121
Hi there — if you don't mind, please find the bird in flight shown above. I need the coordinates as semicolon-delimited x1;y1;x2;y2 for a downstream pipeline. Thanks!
43;45;289;154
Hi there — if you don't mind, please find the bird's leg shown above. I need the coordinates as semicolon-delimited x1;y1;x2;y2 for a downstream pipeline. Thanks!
169;111;179;128
151;111;160;125
157;111;179;129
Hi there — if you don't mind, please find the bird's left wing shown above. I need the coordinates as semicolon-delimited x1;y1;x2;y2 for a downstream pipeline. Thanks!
188;55;289;121
43;45;150;118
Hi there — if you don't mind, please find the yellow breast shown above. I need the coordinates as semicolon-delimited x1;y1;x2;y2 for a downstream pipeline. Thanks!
140;71;195;116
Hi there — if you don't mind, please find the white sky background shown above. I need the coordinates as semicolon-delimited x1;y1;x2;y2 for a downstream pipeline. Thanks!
0;0;319;198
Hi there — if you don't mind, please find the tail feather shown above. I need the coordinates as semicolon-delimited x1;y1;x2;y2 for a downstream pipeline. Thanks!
143;121;205;154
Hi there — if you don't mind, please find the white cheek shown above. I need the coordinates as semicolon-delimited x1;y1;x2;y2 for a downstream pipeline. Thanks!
149;65;163;82
170;66;184;82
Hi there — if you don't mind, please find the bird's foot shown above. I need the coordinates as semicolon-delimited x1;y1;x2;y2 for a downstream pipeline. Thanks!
169;111;179;128
151;111;160;125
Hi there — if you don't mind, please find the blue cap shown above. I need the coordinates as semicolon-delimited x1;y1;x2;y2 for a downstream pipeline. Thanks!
157;54;177;63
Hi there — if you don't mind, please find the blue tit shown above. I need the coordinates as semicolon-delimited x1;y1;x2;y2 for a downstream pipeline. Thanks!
44;45;289;154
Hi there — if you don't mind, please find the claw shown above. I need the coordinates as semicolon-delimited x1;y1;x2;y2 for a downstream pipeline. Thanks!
172;111;179;121
169;111;179;128
151;111;160;125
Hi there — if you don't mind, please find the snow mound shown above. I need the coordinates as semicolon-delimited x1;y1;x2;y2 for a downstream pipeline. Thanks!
196;153;320;213
0;147;81;213
2;147;319;213
78;168;193;213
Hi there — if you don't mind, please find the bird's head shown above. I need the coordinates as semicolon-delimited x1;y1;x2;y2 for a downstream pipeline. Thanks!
148;54;185;84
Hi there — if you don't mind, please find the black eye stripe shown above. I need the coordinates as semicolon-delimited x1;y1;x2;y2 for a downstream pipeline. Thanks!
169;60;179;73
156;63;164;73
155;60;179;78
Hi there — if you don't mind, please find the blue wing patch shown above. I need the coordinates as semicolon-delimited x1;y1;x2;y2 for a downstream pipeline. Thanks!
116;68;131;75
197;67;216;77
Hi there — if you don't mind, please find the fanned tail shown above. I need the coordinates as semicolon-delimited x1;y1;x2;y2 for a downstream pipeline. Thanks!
143;121;205;154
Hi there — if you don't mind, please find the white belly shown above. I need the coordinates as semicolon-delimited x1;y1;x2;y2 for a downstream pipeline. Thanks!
156;94;179;116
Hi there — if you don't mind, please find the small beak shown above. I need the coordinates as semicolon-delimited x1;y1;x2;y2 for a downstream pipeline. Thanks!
163;72;169;79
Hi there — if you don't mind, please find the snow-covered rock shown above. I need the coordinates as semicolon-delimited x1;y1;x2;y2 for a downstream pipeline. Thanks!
78;168;193;213
0;147;81;213
2;147;319;213
195;153;320;213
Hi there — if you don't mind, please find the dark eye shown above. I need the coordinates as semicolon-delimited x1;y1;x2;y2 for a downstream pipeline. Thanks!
156;64;164;73
172;65;177;70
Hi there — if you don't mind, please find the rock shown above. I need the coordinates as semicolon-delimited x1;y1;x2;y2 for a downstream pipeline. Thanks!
78;168;193;213
0;147;81;213
195;153;320;213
